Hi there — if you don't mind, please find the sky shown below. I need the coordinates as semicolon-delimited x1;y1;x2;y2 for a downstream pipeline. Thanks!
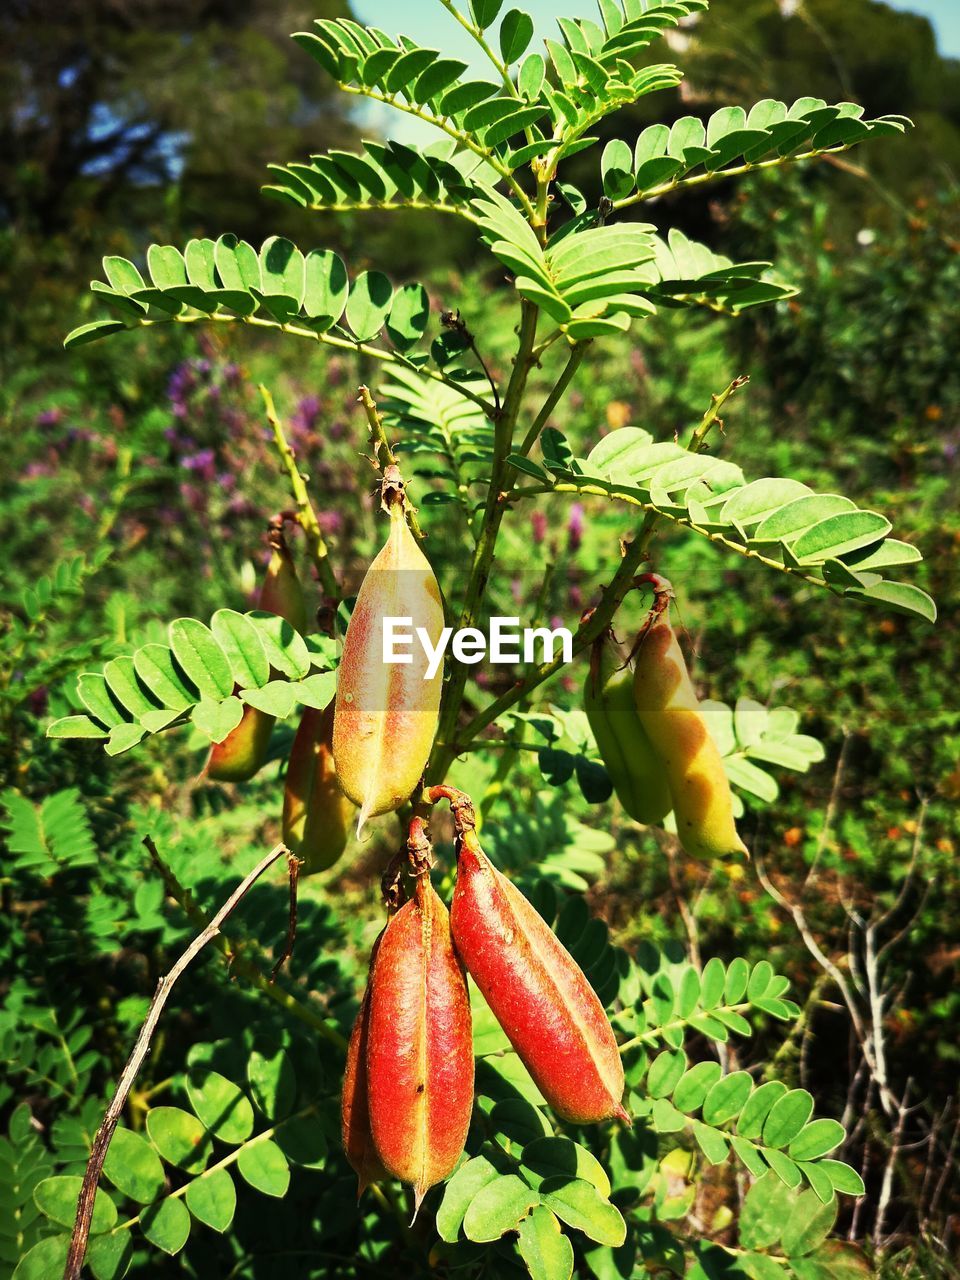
354;0;960;58
350;1;959;140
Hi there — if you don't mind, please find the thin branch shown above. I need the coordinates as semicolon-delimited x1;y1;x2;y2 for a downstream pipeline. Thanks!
270;854;303;982
805;726;852;888
64;843;290;1280
260;385;339;598
515;342;589;460
357;385;426;544
875;1079;913;1250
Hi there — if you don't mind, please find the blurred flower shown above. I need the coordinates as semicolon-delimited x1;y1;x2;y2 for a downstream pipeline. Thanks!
531;510;547;544
567;504;584;552
319;510;343;536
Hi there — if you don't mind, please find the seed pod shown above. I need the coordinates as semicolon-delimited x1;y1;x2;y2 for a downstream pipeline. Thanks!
207;526;308;782
341;936;388;1197
450;831;628;1126
584;631;673;825
365;875;474;1216
333;499;444;832
632;608;747;859
283;702;354;874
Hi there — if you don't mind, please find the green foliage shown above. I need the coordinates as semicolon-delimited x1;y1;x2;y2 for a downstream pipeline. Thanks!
530;419;935;620
46;613;337;754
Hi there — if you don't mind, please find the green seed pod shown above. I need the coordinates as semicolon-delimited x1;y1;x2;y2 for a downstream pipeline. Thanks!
283;702;355;875
632;609;747;860
583;631;673;825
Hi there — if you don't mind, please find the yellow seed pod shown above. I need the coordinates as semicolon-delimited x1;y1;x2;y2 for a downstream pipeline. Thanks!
333;500;444;832
583;632;672;825
632;611;747;859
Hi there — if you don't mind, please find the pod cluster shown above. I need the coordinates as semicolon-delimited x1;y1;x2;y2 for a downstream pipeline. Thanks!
585;583;747;860
342;804;628;1213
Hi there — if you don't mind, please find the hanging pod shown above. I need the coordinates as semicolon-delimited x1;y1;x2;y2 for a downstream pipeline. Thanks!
632;602;747;860
333;494;444;833
450;828;628;1126
363;874;474;1217
584;630;673;826
283;701;354;874
341;934;389;1198
207;525;307;782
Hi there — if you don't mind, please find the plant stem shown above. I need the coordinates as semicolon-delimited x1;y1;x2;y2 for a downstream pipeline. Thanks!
515;341;589;460
357;385;426;544
428;298;540;778
260;385;339;598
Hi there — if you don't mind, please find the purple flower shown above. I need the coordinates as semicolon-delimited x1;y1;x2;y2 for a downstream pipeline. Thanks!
567;504;585;553
531;511;547;544
319;510;343;536
181;448;216;481
36;408;63;428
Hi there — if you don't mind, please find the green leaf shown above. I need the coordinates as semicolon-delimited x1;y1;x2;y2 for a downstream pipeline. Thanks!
242;680;298;719
274;1114;328;1169
763;1147;803;1188
519;53;546;99
521;1137;611;1197
820;1159;866;1197
186;1070;255;1144
146;1106;211;1173
134;644;195;710
209;610;271;689
700;956;726;1009
517;1206;574;1280
702;1071;753;1126
739;1173;794;1249
47;715;109;740
462;1173;539;1243
470;0;504;29
386;283;430;353
692;1122;728;1165
237;1139;290;1197
87;1231;134;1280
673;1062;723;1113
437;1155;502;1243
184;1167;236;1233
789;1241;871;1280
724;957;750;1004
303;249;349;326
34;1176;117;1233
168;619;234;700
647;1050;686;1098
77;672;125;728
500;9;534;64
102;1127;165;1203
788;1118;845;1162
12;1236;69;1280
104;656;158;719
792;511;891;562
601;139;635;200
737;1081;788;1140
64;319;128;349
141;1196;191;1255
848;580;937;623
249;612;311;679
345;269;394;342
192;696;245;745
539;1177;626;1247
763;1089;815;1148
248;1046;297;1121
780;1188;838;1257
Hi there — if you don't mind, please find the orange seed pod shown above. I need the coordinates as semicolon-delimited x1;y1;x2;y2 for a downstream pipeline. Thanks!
365;875;474;1216
341;936;388;1198
450;830;628;1126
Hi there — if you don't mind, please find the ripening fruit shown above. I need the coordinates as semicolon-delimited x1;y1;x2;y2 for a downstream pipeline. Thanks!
365;876;474;1216
450;831;628;1126
342;936;388;1198
584;631;673;825
333;502;444;833
207;526;308;782
632;609;747;860
283;702;354;874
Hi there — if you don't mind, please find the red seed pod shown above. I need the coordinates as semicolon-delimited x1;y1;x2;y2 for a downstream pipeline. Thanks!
365;875;474;1216
207;525;308;782
341;936;388;1198
283;701;354;875
450;830;627;1126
